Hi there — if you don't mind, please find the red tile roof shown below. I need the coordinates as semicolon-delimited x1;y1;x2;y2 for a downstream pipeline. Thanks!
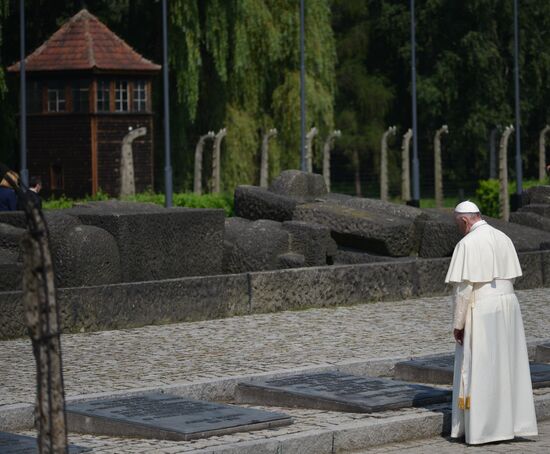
8;9;160;73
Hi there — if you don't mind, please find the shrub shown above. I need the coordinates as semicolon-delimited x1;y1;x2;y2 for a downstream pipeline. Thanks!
475;177;550;218
127;191;234;216
475;179;500;217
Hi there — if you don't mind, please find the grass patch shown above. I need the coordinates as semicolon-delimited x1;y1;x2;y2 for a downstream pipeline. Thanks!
43;191;234;216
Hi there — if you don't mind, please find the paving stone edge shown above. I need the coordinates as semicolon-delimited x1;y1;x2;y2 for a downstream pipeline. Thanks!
1;338;548;435
187;396;550;453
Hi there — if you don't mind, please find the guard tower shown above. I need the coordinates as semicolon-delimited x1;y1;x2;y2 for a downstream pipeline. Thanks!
8;9;161;197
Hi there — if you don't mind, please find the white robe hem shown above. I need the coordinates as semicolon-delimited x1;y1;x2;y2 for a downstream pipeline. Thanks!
465;432;537;445
466;435;514;446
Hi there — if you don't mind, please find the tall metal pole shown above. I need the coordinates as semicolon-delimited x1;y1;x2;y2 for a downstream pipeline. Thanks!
19;0;28;187
299;0;306;172
410;0;420;206
513;0;523;201
162;0;173;207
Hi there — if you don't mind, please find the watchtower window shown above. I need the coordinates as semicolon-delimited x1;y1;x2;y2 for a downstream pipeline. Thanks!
47;82;66;112
133;80;147;112
73;80;90;112
97;80;110;112
115;81;129;112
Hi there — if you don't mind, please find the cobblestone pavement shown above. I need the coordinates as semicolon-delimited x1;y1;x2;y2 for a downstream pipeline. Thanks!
359;418;550;453
1;288;549;407
13;390;550;453
15;403;449;453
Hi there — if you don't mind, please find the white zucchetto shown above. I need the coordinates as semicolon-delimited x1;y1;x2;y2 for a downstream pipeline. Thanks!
454;201;480;214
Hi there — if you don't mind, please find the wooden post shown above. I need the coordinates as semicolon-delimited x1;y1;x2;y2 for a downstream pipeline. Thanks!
193;131;215;194
211;128;227;193
120;127;147;197
434;125;449;209
322;130;341;192
380;126;396;202
305;127;318;173
260;128;277;188
539;125;550;181
0;165;68;454
401;128;413;202
499;125;514;221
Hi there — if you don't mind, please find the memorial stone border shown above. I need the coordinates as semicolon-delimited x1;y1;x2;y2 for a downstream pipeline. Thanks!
2;250;550;339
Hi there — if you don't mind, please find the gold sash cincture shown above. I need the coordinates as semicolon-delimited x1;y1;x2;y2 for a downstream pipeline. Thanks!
458;396;471;410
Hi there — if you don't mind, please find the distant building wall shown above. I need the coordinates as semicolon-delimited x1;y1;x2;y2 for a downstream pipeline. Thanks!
27;114;92;198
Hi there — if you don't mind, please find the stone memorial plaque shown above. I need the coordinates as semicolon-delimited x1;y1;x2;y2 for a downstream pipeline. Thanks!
535;343;550;363
0;431;89;454
237;372;451;413
395;355;550;389
530;362;550;388
394;355;455;384
66;393;292;441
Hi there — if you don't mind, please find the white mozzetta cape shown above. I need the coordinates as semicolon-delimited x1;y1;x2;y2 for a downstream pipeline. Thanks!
445;221;522;284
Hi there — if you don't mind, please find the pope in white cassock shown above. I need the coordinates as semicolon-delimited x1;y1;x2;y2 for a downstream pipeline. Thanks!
445;201;538;445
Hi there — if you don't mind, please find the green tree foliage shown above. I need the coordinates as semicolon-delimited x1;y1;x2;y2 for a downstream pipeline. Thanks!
365;0;550;195
332;0;394;194
170;0;336;192
0;1;335;195
2;1;550;200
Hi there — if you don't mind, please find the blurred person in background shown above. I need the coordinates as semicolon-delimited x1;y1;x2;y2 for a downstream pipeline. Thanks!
0;170;19;211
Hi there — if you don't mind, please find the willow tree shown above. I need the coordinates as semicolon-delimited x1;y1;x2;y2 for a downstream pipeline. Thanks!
169;0;336;193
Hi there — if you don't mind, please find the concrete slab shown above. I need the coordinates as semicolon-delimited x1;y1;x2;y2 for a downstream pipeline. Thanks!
394;355;454;384
66;393;292;441
395;355;550;388
236;372;451;413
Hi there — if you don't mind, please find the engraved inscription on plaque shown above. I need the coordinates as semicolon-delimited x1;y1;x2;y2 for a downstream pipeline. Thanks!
0;432;89;454
66;393;292;441
237;372;451;413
